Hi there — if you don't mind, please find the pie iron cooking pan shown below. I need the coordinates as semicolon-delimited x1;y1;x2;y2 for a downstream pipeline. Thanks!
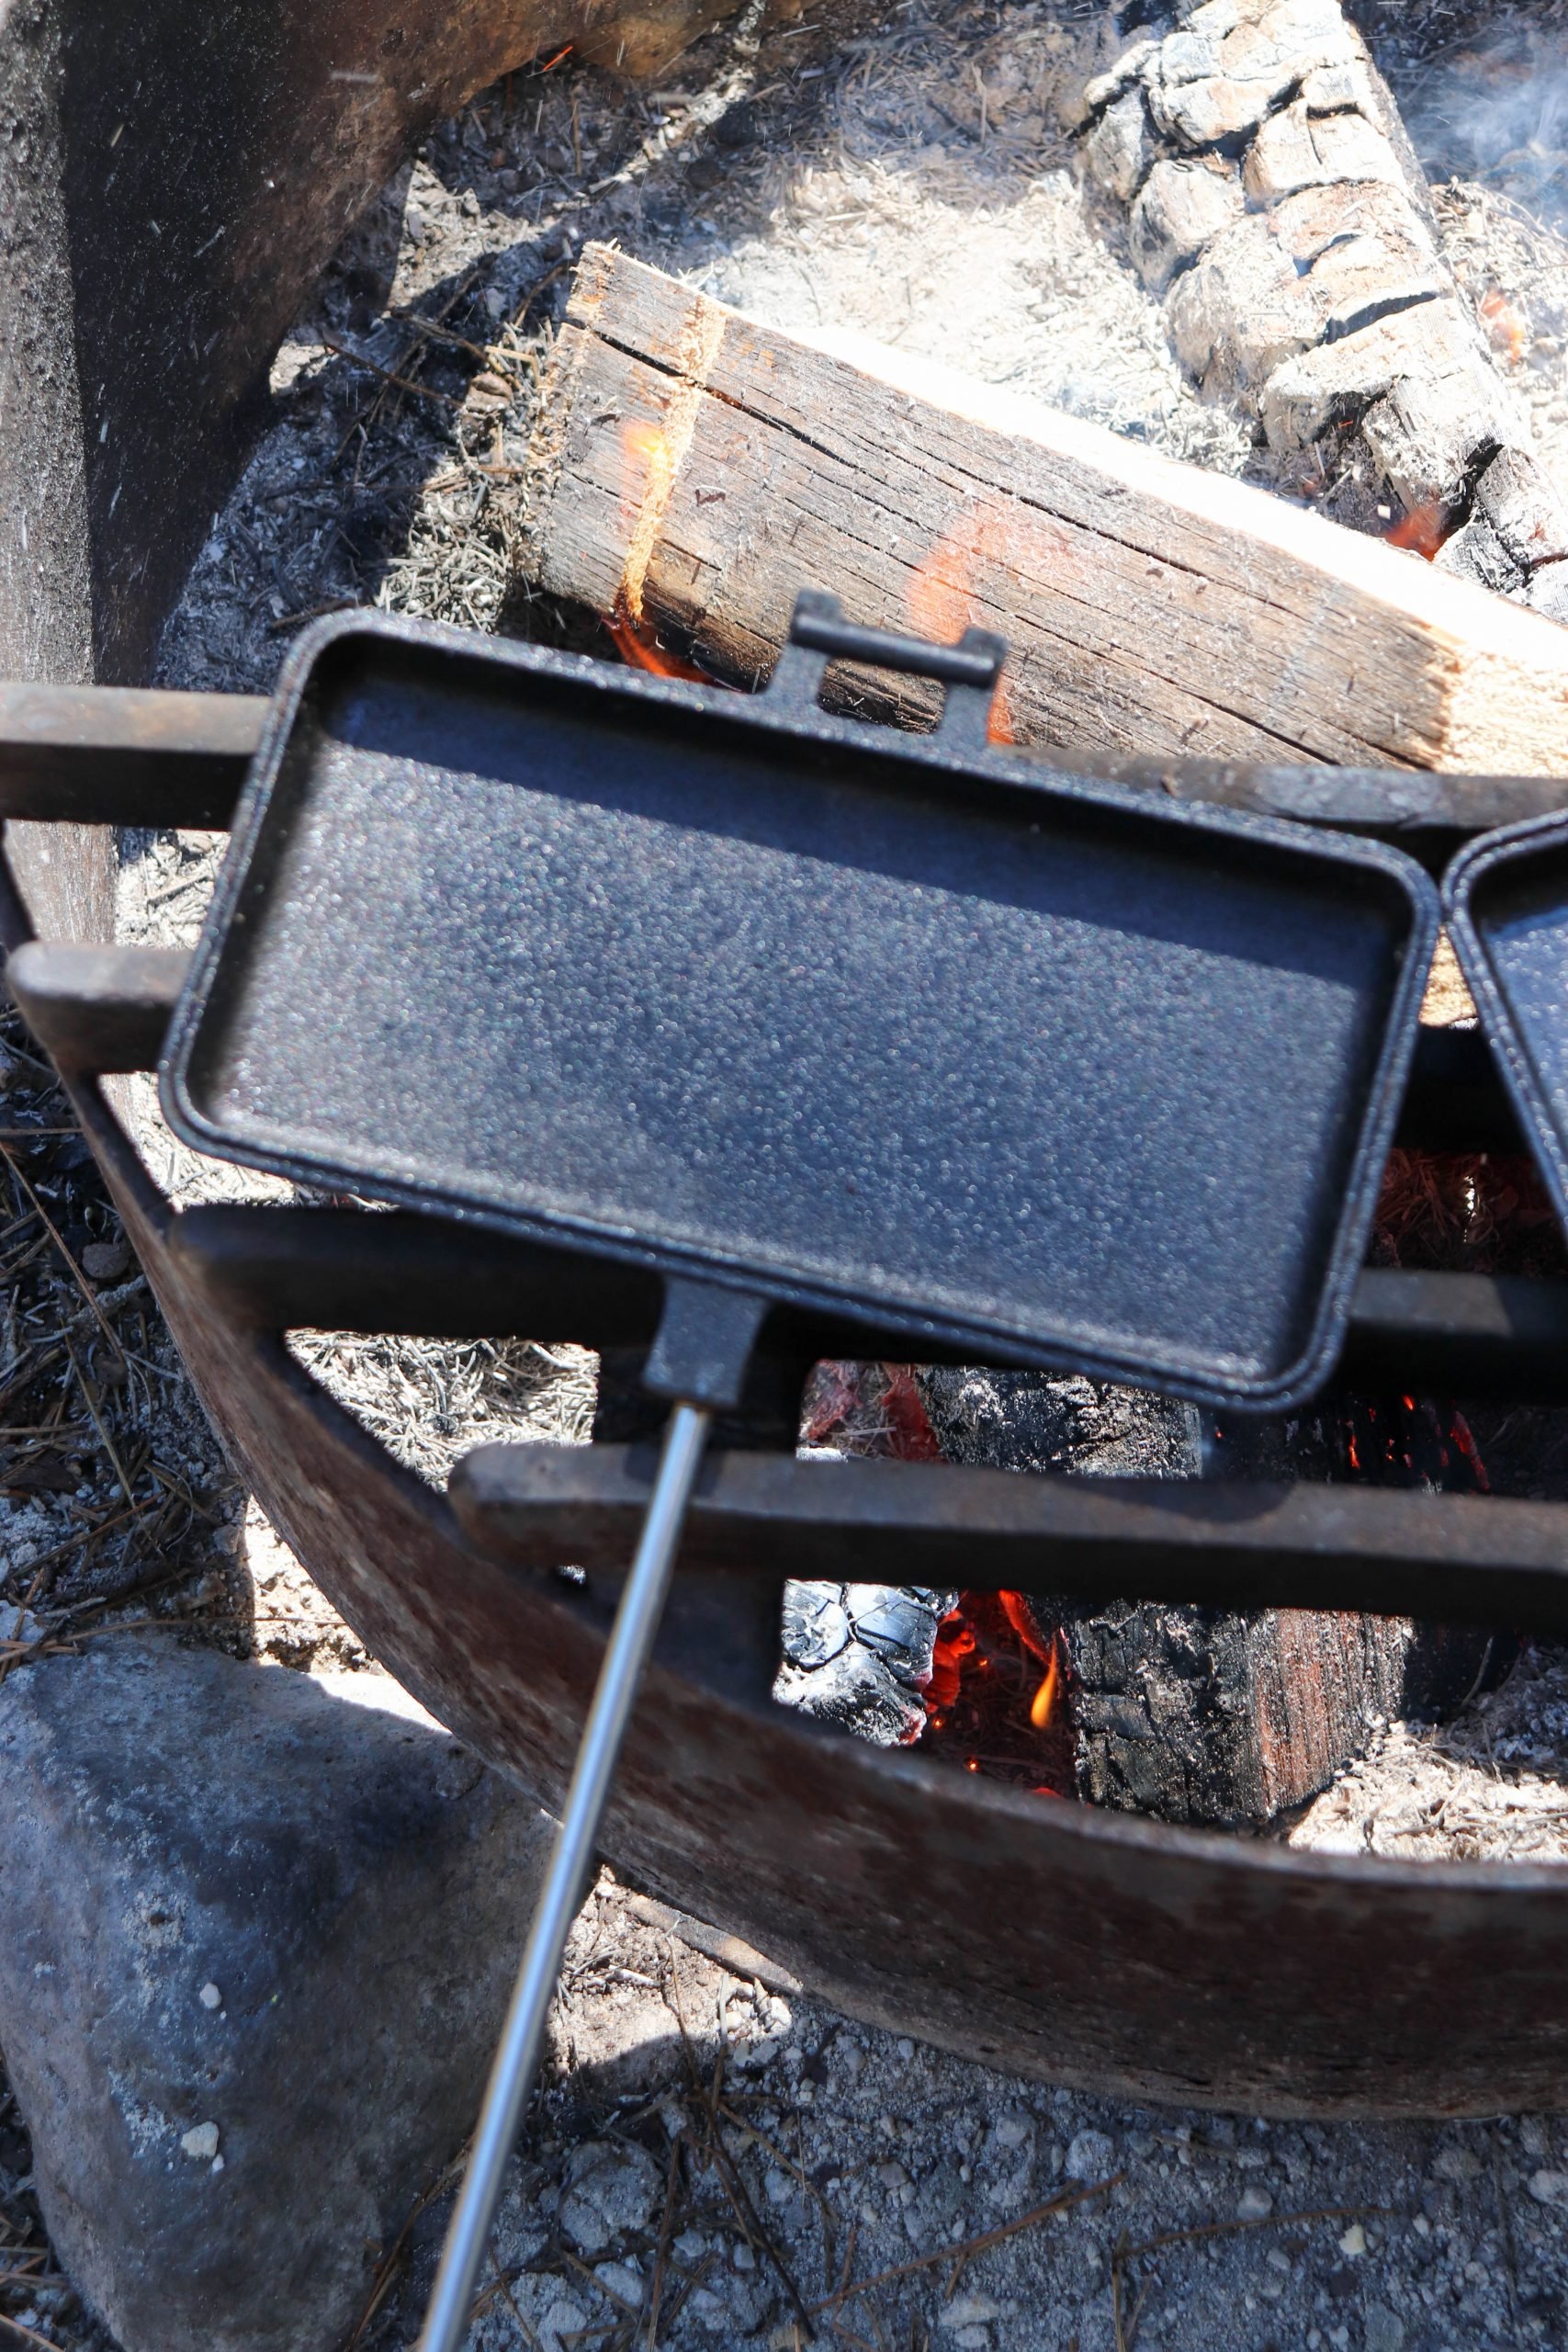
158;594;1440;2350
160;594;1437;1415
1446;812;1568;1228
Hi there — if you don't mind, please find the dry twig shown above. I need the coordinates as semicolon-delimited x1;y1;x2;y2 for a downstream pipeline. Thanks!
809;2175;1124;2319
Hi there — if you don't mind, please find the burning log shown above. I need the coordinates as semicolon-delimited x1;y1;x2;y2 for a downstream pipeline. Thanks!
920;1370;1503;1825
524;244;1568;771
1075;0;1568;616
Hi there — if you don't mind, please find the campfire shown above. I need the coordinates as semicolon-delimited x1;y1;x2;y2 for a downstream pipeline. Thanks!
7;2;1568;2346
7;0;1568;2203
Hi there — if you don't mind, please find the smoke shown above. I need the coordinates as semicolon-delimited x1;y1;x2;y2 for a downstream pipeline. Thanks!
1401;19;1568;223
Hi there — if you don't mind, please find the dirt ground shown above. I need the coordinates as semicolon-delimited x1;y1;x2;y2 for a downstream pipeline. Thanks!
5;0;1568;2345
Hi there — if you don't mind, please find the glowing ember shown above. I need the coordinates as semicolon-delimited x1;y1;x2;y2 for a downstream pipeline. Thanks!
922;1590;1075;1799
1385;499;1449;560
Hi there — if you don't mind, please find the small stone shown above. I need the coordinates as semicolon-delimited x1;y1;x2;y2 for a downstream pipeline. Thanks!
198;1984;221;2011
536;2290;591;2352
594;2258;643;2304
180;2122;219;2161
1338;2222;1368;2256
1530;2168;1568;2206
940;2293;1000;2331
80;1238;131;1283
1364;2307;1405;2352
559;2140;662;2256
1236;2186;1273;2221
1065;2128;1116;2182
1433;2146;1483;2183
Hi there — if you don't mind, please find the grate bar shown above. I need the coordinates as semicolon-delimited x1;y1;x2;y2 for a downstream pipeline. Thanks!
0;686;260;828
166;1204;1568;1403
0;682;1560;854
451;1439;1568;1634
6;942;191;1071
1;941;1527;1156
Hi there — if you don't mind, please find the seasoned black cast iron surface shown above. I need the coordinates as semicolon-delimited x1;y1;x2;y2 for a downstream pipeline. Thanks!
163;612;1437;1411
1450;814;1568;1237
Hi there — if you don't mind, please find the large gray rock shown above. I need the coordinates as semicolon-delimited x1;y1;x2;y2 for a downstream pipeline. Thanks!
0;1635;552;2352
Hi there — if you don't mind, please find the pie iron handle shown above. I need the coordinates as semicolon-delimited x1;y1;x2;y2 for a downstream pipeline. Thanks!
766;585;1008;756
417;1275;767;2352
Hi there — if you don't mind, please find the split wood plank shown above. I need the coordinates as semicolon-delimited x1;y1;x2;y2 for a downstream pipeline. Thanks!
525;243;1568;775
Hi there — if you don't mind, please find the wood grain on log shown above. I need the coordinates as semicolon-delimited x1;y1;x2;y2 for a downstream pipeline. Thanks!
525;243;1568;772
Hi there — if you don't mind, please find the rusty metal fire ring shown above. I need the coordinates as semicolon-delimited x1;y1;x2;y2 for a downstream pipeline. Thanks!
5;0;1568;2121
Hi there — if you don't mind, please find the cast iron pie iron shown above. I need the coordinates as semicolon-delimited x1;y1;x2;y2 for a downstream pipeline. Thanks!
160;594;1437;2349
1447;813;1568;1236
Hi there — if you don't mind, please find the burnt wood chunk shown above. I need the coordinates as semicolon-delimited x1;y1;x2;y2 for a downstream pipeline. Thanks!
525;244;1568;773
918;1369;1419;1826
1077;0;1568;606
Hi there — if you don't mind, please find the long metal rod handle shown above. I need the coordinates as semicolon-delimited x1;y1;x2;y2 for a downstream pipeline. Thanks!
417;1401;714;2352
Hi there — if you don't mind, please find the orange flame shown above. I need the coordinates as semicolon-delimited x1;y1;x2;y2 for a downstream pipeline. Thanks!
1385;499;1449;560
604;613;714;681
1480;287;1527;368
1029;1636;1061;1733
906;498;1042;745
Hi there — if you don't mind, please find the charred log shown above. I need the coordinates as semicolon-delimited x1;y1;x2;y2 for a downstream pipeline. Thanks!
920;1369;1506;1826
1074;0;1568;615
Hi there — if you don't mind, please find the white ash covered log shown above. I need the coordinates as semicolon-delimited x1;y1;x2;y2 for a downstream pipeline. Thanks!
775;1581;955;1747
524;244;1568;770
1076;0;1568;616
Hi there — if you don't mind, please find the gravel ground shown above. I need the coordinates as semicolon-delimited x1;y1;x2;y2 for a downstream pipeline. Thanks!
342;1861;1568;2352
6;2;1568;2346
